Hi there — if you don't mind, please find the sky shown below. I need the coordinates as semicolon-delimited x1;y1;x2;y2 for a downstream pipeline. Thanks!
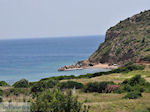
0;0;150;39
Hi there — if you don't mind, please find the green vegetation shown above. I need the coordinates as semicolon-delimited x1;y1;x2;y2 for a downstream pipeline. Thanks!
115;48;121;55
89;10;150;65
13;79;29;88
9;88;29;96
123;91;142;99
141;55;150;62
40;75;76;81
0;96;2;102
60;81;84;89
84;81;114;93
31;80;58;92
144;48;150;52
0;89;3;102
0;89;3;96
102;47;111;56
31;89;89;112
0;81;9;86
0;63;149;112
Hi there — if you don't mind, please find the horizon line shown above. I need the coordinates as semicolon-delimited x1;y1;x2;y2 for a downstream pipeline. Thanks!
0;34;105;40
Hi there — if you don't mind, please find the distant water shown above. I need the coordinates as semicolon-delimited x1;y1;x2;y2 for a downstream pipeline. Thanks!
0;35;107;83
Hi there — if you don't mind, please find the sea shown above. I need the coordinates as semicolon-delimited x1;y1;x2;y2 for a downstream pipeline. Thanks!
0;35;107;84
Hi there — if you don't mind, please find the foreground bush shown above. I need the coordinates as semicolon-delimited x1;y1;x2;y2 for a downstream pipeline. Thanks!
31;89;89;112
13;79;29;88
60;81;84;89
84;81;114;93
0;81;9;86
123;91;142;99
31;80;58;92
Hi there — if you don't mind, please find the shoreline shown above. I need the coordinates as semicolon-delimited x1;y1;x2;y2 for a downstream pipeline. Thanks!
58;63;118;71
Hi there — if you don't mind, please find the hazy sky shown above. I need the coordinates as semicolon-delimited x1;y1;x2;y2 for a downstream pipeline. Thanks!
0;0;150;39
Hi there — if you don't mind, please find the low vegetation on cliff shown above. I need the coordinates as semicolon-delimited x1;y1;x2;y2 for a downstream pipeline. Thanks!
89;10;150;65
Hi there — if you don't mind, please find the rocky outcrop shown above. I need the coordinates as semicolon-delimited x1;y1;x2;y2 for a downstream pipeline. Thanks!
89;10;150;65
58;10;150;71
58;60;94;71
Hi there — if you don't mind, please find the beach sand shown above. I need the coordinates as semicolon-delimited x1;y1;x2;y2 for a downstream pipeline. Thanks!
62;63;118;71
87;63;118;69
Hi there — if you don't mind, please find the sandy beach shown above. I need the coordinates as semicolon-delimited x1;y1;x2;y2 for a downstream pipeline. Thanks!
60;63;118;71
89;63;118;69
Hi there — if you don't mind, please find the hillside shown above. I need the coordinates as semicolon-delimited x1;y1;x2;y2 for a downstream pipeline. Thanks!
89;10;150;65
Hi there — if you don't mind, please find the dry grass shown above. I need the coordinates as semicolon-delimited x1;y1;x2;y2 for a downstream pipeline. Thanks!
73;90;150;112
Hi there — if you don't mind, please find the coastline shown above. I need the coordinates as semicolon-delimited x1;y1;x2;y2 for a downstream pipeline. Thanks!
58;63;118;71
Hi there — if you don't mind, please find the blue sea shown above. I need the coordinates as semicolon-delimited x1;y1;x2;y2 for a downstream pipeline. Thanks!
0;35;106;83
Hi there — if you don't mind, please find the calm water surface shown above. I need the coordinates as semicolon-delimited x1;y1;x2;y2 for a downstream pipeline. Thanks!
0;35;106;83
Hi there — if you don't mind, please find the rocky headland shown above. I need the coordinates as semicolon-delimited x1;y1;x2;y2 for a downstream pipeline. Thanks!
58;10;150;71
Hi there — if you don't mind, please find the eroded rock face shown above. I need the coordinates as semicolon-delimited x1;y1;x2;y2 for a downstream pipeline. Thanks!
89;10;150;65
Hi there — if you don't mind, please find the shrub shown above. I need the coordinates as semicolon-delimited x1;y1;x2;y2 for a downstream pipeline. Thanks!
0;89;3;96
111;64;145;73
84;81;114;93
123;91;142;99
9;88;29;96
31;80;58;93
0;96;2;102
13;79;29;88
0;81;9;86
40;75;76;81
144;48;150;52
31;89;89;112
115;48;121;55
115;75;150;94
60;81;84;89
141;55;150;62
129;75;145;86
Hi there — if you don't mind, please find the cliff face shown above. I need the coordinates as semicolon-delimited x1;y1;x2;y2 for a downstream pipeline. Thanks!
89;10;150;65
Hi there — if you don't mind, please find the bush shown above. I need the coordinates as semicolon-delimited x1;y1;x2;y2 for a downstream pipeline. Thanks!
31;89;89;112
141;55;150;62
84;81;114;93
0;89;3;96
60;81;84;89
111;64;145;73
0;81;9;86
9;88;29;96
115;75;150;94
40;75;76;81
123;91;142;99
121;75;148;92
13;79;29;88
0;96;2;102
31;80;58;93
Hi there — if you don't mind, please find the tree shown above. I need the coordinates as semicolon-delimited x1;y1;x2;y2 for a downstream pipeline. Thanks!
31;89;89;112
